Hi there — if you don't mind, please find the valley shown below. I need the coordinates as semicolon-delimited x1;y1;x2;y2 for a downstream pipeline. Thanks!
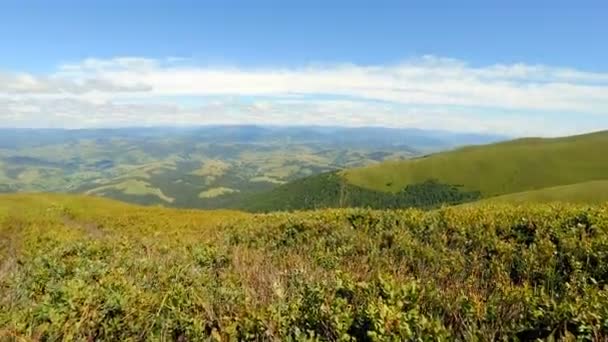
0;126;502;209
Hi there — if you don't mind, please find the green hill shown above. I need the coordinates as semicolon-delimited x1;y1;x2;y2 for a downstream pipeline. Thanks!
3;193;608;340
236;131;608;211
479;180;608;204
343;130;608;197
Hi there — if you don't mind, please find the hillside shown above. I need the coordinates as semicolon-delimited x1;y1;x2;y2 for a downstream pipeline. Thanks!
2;193;608;340
235;131;608;211
343;130;608;197
480;180;608;204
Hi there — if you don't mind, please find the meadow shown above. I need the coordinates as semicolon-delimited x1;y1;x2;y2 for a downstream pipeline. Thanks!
481;180;608;205
344;131;608;198
2;194;608;340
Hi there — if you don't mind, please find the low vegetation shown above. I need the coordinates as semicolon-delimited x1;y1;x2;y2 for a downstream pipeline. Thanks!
86;179;175;203
199;187;241;199
481;180;608;205
2;194;608;340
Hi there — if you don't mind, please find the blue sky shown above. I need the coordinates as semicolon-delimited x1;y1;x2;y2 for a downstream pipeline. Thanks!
1;0;607;136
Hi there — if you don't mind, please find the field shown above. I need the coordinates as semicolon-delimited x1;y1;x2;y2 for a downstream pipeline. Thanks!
481;180;608;205
343;131;608;197
2;193;608;340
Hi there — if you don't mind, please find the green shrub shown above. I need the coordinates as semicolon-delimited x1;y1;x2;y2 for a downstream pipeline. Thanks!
2;194;608;340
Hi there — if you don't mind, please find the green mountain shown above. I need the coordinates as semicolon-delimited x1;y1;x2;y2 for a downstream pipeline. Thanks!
240;131;608;211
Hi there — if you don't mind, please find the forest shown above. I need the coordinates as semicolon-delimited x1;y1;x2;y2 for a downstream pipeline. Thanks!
238;172;481;212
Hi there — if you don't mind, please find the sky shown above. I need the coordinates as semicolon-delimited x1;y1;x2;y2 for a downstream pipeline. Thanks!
1;0;607;136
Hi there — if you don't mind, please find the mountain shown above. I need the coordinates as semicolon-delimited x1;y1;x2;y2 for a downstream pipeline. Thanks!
239;131;608;211
0;126;503;208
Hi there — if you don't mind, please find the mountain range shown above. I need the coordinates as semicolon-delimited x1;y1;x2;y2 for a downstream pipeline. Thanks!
0;125;504;208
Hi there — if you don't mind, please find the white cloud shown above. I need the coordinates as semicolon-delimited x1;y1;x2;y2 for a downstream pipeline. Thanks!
1;55;607;136
0;71;151;94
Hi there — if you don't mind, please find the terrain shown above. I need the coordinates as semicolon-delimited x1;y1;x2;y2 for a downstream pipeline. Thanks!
0;126;502;209
244;131;608;211
4;127;605;213
481;180;608;205
2;193;608;340
3;129;608;340
344;130;608;196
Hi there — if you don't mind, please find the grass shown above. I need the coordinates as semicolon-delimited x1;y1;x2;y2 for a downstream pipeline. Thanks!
191;159;231;184
249;176;286;184
86;179;175;203
114;160;179;180
479;180;608;204
2;193;608;340
199;187;240;198
344;130;608;198
16;168;42;182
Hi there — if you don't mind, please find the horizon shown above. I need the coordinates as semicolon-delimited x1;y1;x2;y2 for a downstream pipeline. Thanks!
4;123;608;140
1;1;607;137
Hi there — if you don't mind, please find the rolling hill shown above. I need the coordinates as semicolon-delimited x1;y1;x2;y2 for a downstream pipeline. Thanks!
0;126;502;209
240;131;608;211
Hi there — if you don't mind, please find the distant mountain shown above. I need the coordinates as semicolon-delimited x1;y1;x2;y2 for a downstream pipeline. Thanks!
0;126;505;150
238;131;608;211
0;125;503;208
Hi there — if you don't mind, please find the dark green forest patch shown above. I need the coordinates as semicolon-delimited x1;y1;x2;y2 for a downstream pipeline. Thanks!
237;172;481;212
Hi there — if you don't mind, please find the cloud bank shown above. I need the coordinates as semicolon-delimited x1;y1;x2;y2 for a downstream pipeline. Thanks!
1;56;607;136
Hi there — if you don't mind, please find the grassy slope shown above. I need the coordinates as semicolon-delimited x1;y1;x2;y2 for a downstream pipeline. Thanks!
479;180;608;204
3;193;608;340
85;179;175;203
343;130;608;197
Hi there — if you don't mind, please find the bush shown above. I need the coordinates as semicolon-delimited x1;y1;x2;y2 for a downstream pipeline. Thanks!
2;195;608;340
